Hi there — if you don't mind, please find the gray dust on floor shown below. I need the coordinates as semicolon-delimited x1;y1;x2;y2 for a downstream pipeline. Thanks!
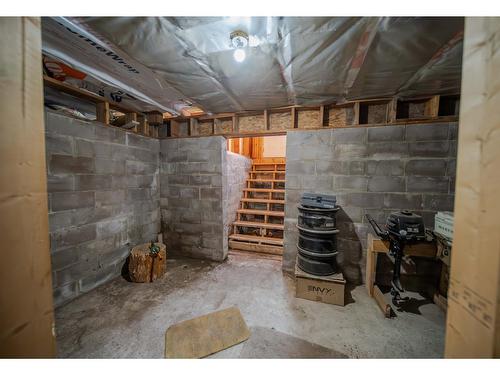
54;252;445;358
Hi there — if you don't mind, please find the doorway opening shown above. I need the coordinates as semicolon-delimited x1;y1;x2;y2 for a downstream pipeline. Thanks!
227;135;286;257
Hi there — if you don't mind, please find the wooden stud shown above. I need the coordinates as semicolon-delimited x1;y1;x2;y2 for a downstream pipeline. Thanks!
125;112;138;132
264;109;269;130
319;105;327;127
387;98;398;123
138;116;149;136
242;138;252;158
96;102;110;125
147;111;163;125
353;102;360;125
232;115;239;133
189;118;198;136
424;95;440;118
291;107;298;128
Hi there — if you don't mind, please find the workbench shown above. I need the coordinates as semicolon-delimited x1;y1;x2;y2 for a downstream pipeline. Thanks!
365;233;438;317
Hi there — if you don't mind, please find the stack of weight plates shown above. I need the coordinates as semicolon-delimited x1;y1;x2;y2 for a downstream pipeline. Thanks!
297;194;339;276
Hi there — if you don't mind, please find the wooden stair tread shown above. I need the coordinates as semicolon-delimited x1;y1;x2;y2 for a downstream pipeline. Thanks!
241;198;285;204
237;209;284;217
243;188;285;193
233;221;284;230
229;234;283;246
247;179;285;183
251;170;284;173
252;162;286;165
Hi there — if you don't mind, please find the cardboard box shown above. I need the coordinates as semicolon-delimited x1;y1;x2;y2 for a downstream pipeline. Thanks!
295;264;346;306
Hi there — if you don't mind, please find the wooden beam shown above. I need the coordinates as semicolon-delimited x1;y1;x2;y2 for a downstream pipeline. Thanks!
96;102;110;125
43;75;131;113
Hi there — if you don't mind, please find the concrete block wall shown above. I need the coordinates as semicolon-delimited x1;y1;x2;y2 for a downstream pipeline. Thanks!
159;137;227;261
223;152;252;250
283;122;458;284
45;110;160;307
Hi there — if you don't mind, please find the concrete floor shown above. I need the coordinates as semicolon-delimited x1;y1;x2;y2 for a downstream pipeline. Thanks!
54;252;446;358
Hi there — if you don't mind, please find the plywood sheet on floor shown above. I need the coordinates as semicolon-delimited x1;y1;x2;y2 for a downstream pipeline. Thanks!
165;306;250;358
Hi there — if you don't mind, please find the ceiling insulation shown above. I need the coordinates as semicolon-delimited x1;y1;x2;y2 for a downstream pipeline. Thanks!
41;16;464;114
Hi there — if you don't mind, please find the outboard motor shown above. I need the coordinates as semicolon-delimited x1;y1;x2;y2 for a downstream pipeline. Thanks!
365;210;426;305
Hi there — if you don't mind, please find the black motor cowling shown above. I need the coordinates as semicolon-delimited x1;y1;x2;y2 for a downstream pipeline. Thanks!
386;210;426;240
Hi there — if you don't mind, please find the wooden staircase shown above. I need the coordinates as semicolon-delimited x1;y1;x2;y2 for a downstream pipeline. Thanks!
229;160;286;255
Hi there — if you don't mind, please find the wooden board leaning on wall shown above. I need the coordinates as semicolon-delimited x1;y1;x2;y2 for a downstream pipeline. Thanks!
44;76;459;140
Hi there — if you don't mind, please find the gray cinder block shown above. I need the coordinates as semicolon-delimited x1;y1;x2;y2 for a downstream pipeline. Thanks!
383;193;423;210
51;224;96;250
406;176;449;193
367;176;405;192
47;175;74;192
366;142;409;159
75;174;112;191
46;133;74;155
366;160;404;176
332;127;366;144
334;175;368;191
367;126;405;142
408;141;450;158
51;191;94;212
406;123;449;141
50;155;94;175
406;159;446;176
315;160;348;175
95;125;126;145
348;192;385;208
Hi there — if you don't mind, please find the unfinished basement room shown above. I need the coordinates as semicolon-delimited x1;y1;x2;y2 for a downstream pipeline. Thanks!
1;4;500;367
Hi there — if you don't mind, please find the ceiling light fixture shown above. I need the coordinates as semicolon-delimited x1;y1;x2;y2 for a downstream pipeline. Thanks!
233;49;246;63
230;30;249;63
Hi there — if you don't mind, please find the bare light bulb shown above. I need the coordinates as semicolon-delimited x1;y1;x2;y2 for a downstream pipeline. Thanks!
233;48;246;62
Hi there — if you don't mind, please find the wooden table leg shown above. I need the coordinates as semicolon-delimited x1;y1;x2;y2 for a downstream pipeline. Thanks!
365;234;378;297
